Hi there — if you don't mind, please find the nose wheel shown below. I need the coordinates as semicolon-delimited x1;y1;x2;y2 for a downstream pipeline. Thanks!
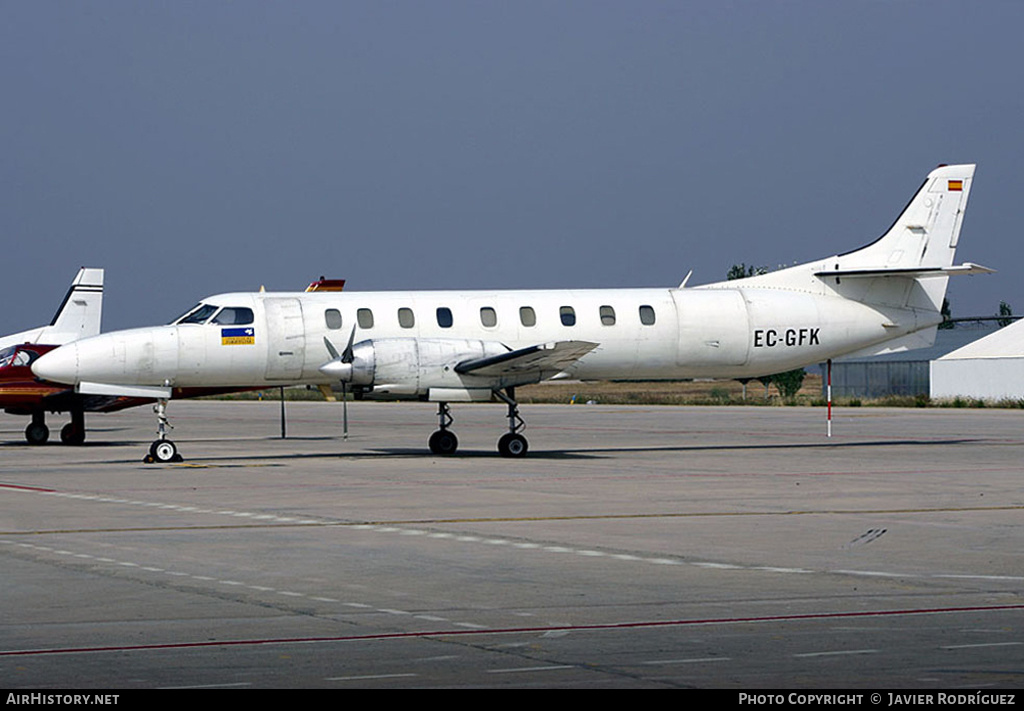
148;439;180;463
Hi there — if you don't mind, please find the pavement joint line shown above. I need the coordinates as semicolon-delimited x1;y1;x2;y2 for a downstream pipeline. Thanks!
7;534;1021;586
5;483;1024;524
6;604;1024;659
0;538;486;628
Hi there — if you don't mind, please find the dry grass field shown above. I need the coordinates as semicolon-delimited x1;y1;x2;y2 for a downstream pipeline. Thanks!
517;373;825;405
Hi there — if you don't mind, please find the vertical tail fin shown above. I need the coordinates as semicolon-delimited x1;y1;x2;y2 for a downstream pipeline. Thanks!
839;163;975;272
826;164;977;312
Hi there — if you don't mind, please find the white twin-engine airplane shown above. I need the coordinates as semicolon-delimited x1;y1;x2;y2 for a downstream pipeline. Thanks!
33;164;990;461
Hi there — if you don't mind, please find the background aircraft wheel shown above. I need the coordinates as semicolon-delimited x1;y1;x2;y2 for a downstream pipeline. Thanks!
149;439;178;463
60;422;86;446
25;422;49;445
498;432;528;458
428;429;459;455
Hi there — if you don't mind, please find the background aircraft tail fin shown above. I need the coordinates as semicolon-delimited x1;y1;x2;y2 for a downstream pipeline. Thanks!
48;267;105;341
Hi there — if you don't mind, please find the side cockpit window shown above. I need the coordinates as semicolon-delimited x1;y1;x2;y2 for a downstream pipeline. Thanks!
211;307;254;325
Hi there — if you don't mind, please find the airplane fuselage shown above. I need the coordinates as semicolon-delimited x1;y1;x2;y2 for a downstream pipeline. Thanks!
34;285;935;397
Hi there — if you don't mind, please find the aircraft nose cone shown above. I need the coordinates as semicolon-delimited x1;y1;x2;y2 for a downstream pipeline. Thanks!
32;343;80;384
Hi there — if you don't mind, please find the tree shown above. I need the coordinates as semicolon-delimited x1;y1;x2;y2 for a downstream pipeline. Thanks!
727;263;768;281
728;264;803;400
938;297;954;329
997;301;1014;328
772;368;806;400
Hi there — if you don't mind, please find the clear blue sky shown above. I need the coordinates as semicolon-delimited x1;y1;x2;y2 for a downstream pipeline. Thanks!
2;1;1021;333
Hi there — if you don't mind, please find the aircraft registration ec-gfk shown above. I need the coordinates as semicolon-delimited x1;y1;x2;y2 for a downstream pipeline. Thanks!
33;164;990;461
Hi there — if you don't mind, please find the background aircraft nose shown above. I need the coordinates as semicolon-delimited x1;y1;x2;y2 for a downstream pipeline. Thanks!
32;343;80;384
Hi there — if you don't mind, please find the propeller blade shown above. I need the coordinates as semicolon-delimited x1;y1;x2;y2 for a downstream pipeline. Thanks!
323;336;340;360
342;326;357;363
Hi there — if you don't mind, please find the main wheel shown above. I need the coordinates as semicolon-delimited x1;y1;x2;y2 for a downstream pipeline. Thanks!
497;432;529;458
428;429;459;455
25;422;49;445
60;422;86;446
149;439;178;463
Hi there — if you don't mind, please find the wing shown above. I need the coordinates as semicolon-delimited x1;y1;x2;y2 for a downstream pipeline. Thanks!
454;340;598;380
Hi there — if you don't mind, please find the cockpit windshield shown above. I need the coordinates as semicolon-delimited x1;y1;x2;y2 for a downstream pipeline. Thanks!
172;303;219;325
0;346;38;370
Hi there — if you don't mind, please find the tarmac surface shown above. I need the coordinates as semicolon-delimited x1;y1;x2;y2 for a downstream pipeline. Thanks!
1;400;1022;689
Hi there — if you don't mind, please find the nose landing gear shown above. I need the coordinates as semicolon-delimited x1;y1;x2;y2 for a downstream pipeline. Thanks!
144;398;182;463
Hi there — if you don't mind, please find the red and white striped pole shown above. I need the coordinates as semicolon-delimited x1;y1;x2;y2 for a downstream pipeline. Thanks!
826;358;832;438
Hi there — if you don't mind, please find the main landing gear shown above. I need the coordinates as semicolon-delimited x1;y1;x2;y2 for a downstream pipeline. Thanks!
24;408;86;446
60;408;86;446
427;388;529;458
144;398;182;464
428;402;459;455
495;389;528;458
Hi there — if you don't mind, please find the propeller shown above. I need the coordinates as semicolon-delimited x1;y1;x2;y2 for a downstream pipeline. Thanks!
321;326;357;439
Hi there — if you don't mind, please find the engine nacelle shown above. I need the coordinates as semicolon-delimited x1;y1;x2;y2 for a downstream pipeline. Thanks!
341;338;510;398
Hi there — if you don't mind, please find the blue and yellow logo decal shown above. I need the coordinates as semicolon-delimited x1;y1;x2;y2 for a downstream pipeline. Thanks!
221;327;255;346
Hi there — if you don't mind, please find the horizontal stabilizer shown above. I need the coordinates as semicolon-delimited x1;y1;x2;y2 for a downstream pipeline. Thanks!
814;262;995;280
455;341;598;378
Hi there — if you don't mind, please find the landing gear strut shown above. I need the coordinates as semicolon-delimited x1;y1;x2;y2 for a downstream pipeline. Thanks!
144;398;182;464
60;408;86;446
495;388;528;458
428;402;459;455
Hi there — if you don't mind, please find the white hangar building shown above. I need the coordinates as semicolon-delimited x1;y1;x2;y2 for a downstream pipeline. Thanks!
930;319;1024;401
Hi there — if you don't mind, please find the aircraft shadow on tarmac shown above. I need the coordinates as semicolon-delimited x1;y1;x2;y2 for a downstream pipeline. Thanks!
33;436;983;465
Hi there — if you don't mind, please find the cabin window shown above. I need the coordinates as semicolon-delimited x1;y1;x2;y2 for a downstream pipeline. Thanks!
600;305;616;326
560;306;576;327
212;307;254;326
436;307;453;328
520;306;536;327
398;307;415;328
639;305;656;325
357;308;374;329
325;309;342;330
480;307;497;328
